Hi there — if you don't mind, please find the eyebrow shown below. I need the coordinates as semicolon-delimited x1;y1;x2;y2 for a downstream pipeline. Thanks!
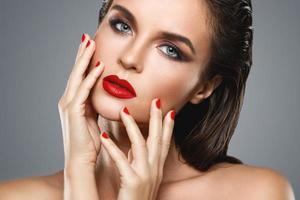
111;4;196;55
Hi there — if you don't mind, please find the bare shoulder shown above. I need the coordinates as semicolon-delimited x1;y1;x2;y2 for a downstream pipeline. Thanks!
0;170;63;200
194;163;296;200
224;163;295;199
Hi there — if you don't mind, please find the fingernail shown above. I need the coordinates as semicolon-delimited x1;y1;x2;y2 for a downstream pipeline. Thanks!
156;98;161;109
81;34;85;42
123;107;130;115
86;40;91;48
102;132;109;139
170;110;176;120
95;61;100;67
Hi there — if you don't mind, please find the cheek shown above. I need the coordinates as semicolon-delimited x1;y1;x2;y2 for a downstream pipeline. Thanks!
90;27;125;70
146;67;199;112
90;26;201;122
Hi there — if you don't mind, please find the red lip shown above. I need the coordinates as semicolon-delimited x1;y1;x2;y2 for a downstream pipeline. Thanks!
102;75;137;99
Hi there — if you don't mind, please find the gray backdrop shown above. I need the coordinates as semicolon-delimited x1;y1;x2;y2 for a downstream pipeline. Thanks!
1;0;299;197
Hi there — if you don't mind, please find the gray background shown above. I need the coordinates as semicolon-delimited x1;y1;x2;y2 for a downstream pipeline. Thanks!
0;0;299;197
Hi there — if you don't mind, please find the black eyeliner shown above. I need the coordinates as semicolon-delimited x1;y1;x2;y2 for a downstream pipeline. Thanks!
108;16;188;62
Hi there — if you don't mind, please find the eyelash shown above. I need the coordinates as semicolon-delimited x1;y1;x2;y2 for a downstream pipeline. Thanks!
108;17;184;61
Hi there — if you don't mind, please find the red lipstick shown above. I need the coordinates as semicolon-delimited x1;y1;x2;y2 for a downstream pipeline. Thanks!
102;75;137;99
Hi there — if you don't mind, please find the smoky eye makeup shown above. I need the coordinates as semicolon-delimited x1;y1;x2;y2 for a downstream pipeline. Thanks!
108;16;132;35
107;14;190;62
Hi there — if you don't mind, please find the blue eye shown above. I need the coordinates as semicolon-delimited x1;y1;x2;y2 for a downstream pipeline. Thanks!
109;18;132;34
157;44;183;61
109;17;184;61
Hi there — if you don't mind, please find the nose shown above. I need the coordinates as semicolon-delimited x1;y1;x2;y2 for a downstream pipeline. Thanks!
118;38;146;73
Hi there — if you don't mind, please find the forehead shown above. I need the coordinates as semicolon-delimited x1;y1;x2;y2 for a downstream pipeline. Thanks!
110;0;213;61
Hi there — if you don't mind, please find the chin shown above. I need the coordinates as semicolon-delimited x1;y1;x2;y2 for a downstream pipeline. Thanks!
91;92;124;121
98;106;121;121
91;93;152;124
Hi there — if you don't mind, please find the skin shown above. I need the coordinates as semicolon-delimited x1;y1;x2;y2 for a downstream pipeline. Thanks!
90;0;219;195
0;0;295;199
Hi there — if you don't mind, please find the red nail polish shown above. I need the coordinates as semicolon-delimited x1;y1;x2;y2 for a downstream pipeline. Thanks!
102;132;109;139
81;34;85;42
123;107;130;115
156;99;161;109
95;61;100;67
170;110;176;120
86;40;90;48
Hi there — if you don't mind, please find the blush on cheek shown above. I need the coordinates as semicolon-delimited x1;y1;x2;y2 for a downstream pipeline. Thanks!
162;75;198;109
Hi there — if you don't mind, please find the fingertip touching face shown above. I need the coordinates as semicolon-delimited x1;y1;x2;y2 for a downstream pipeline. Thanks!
89;0;214;123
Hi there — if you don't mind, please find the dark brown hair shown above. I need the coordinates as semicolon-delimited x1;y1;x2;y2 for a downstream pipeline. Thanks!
98;0;253;171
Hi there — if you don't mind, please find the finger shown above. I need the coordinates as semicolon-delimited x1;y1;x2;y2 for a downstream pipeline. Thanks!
71;61;105;106
75;33;90;63
159;110;175;168
67;38;96;99
100;132;136;178
146;98;163;165
120;107;148;168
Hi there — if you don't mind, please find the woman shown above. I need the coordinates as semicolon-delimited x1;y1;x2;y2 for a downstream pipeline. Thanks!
0;0;295;199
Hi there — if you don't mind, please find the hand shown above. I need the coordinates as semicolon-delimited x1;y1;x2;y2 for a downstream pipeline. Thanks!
58;33;105;171
99;98;176;200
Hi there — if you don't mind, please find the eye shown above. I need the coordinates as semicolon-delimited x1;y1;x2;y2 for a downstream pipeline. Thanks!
109;17;133;35
158;44;184;61
109;17;185;62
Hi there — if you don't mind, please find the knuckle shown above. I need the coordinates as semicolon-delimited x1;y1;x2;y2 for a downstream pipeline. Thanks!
132;141;147;149
150;135;162;145
157;138;163;146
163;140;171;148
58;94;75;111
58;100;63;108
58;99;67;111
140;140;147;147
152;133;161;141
65;101;79;115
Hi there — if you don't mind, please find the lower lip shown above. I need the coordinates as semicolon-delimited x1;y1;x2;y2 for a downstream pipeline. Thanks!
102;80;136;99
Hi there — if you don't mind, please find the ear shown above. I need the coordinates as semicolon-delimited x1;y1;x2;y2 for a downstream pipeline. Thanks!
190;75;223;104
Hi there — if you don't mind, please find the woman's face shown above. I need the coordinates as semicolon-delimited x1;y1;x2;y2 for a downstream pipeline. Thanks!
89;0;213;123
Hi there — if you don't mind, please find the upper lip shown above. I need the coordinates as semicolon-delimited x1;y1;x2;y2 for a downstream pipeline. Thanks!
103;75;136;96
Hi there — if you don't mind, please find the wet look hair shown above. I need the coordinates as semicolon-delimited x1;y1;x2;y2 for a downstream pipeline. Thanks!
98;0;253;171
